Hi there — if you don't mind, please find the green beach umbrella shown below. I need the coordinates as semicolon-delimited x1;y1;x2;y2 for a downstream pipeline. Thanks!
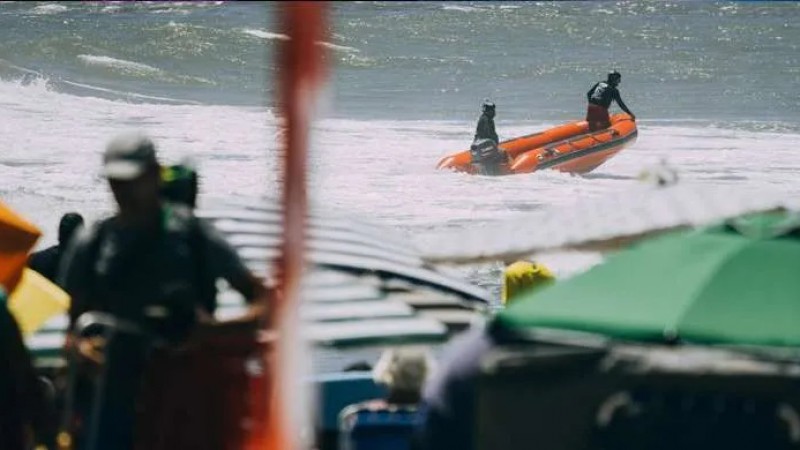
496;212;800;348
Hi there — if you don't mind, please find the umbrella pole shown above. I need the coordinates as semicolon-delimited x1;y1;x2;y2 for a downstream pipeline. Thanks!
247;3;328;449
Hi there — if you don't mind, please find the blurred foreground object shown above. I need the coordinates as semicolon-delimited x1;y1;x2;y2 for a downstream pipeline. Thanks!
372;347;434;404
0;200;41;292
8;268;69;335
477;341;800;450
246;3;329;450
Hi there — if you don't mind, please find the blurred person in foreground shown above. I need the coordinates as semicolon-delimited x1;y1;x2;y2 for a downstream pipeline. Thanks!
373;347;435;406
60;132;267;341
27;212;84;283
57;132;268;449
417;260;555;450
340;348;435;450
0;294;51;450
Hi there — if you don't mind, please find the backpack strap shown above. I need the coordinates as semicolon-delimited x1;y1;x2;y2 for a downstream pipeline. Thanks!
80;218;113;317
187;215;214;314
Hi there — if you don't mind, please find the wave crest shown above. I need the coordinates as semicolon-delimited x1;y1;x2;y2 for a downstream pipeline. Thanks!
77;54;163;76
242;29;359;53
32;4;68;15
242;29;289;41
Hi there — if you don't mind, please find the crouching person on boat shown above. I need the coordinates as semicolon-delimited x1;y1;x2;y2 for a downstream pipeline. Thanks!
586;70;635;131
57;132;269;450
470;100;506;175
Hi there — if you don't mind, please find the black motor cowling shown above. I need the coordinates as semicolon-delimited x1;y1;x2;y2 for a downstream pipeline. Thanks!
470;139;506;175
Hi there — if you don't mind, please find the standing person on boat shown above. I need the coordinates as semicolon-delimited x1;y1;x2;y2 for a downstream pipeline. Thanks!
58;132;268;449
586;71;635;131
27;212;84;283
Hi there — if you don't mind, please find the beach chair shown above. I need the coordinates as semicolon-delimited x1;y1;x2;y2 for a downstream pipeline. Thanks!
339;401;422;450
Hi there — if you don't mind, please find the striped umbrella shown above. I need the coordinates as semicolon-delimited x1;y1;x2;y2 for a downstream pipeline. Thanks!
196;197;491;325
26;199;491;363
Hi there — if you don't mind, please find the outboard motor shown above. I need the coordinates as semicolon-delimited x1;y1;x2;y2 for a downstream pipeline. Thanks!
470;139;506;176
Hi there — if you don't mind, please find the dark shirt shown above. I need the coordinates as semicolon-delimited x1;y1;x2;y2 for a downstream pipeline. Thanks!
417;323;495;450
0;296;49;449
587;82;621;109
474;113;498;144
28;245;62;283
59;204;256;340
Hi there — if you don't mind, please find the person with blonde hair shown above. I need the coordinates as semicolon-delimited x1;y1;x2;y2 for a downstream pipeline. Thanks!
372;347;435;405
502;260;555;306
339;348;435;450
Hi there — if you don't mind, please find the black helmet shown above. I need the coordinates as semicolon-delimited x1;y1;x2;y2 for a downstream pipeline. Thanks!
161;160;199;208
58;212;84;247
481;99;496;113
608;70;621;84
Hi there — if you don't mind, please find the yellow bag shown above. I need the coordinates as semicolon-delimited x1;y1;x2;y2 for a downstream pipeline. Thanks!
502;261;555;306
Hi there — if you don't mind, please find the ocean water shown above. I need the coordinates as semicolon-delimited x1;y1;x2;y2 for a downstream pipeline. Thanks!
1;1;799;292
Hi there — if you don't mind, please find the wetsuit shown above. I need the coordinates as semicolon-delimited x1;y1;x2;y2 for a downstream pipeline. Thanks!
28;245;63;283
586;82;633;131
474;113;498;144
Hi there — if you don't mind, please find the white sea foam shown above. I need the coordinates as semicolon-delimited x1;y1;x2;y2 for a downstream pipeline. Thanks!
242;29;360;53
242;29;289;41
31;3;68;15
77;54;163;76
2;77;800;289
316;42;360;53
59;79;200;104
442;5;479;12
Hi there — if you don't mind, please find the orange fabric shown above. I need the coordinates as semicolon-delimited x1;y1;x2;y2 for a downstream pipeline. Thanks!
0;201;41;293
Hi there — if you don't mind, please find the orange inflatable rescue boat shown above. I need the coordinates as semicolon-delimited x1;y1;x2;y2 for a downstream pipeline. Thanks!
436;113;637;176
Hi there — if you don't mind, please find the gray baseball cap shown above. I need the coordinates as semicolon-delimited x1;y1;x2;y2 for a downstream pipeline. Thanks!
102;132;158;180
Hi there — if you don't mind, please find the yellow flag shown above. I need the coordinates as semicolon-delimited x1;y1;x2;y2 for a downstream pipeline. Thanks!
8;268;69;335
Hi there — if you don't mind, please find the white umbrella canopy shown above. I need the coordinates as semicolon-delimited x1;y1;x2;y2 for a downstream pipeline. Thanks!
419;180;799;265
